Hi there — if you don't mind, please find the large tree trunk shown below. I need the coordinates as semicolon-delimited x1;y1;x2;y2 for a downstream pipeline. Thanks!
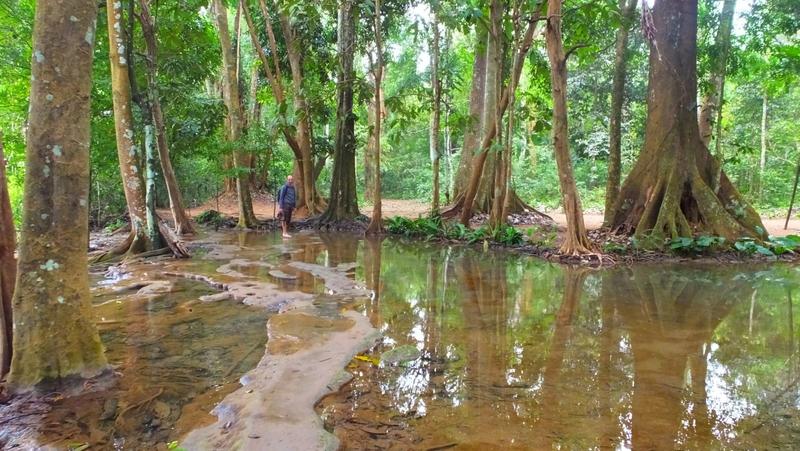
453;27;487;198
430;15;442;213
107;0;151;253
603;0;637;226
458;8;544;225
319;0;360;225
459;0;501;226
8;0;107;388
214;0;258;228
0;132;15;377
545;0;594;255
609;0;765;241
138;0;195;235
366;0;384;235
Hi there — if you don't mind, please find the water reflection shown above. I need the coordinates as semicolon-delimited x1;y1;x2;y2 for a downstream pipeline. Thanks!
320;239;800;450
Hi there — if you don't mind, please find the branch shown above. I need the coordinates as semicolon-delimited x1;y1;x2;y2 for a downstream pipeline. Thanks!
564;43;589;62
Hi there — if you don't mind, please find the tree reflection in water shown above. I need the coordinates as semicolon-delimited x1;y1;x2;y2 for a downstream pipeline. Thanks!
318;239;800;449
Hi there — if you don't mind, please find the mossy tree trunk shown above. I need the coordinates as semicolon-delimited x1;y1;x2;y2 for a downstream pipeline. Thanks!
366;0;384;235
0;132;15;377
138;0;195;235
545;0;594;255
320;0;360;225
214;0;258;228
698;0;736;149
603;0;637;226
608;0;765;241
8;0;108;388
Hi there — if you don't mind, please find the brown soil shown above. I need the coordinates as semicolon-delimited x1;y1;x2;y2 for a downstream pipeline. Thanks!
176;192;800;238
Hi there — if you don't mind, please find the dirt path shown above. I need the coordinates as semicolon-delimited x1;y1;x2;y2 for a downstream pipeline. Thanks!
174;194;800;237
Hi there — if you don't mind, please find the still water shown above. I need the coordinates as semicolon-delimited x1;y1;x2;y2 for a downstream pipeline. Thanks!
318;238;800;450
1;231;798;450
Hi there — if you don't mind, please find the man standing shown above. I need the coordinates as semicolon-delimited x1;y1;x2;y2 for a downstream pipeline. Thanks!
277;175;296;238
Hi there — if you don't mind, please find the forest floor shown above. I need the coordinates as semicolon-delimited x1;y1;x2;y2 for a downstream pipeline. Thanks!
177;192;800;238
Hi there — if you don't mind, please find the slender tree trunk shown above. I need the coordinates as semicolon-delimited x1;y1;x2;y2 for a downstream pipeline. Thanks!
603;0;637;226
698;0;736;148
453;27;487;198
784;142;800;229
8;0;107;388
0;132;15;377
366;0;383;234
278;8;320;214
320;0;360;225
107;0;151;253
758;90;768;198
214;0;258;228
138;0;195;235
545;0;594;255
609;0;765;241
430;15;442;214
365;82;377;203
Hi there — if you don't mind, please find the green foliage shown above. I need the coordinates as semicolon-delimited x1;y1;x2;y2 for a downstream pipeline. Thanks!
734;235;800;257
385;216;523;246
668;235;727;254
195;209;224;226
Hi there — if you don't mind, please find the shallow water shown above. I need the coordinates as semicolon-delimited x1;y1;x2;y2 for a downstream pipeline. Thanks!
2;231;799;450
318;238;800;450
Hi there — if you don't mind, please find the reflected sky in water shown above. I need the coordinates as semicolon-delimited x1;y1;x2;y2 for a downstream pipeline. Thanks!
320;236;800;450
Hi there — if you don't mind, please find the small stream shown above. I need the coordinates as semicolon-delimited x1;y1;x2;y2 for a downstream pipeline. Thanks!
1;231;799;450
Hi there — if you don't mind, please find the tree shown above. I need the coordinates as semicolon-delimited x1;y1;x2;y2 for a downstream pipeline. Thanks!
319;0;360;225
106;0;154;253
608;0;765;241
698;0;735;150
213;0;258;228
429;11;442;213
366;0;385;235
545;0;594;255
240;0;323;214
603;0;637;225
8;0;107;387
138;0;195;235
0;131;14;377
457;3;546;225
452;27;487;198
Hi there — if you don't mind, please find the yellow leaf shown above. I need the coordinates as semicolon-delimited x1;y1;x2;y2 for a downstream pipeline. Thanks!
353;354;380;365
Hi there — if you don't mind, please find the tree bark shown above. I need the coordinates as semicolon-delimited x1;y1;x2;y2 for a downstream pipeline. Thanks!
0;132;15;377
8;0;107;388
138;0;195;235
320;0;360;225
609;0;765;241
453;26;487;197
603;0;637;226
545;0;594;255
458;8;544;225
107;0;151;253
366;0;383;234
214;0;258;228
430;15;442;214
758;90;768;198
698;0;736;148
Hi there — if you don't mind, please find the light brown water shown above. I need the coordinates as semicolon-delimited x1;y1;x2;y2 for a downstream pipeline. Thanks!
2;231;799;450
318;239;800;450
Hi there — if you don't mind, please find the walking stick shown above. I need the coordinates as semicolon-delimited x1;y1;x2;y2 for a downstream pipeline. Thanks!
273;189;278;219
